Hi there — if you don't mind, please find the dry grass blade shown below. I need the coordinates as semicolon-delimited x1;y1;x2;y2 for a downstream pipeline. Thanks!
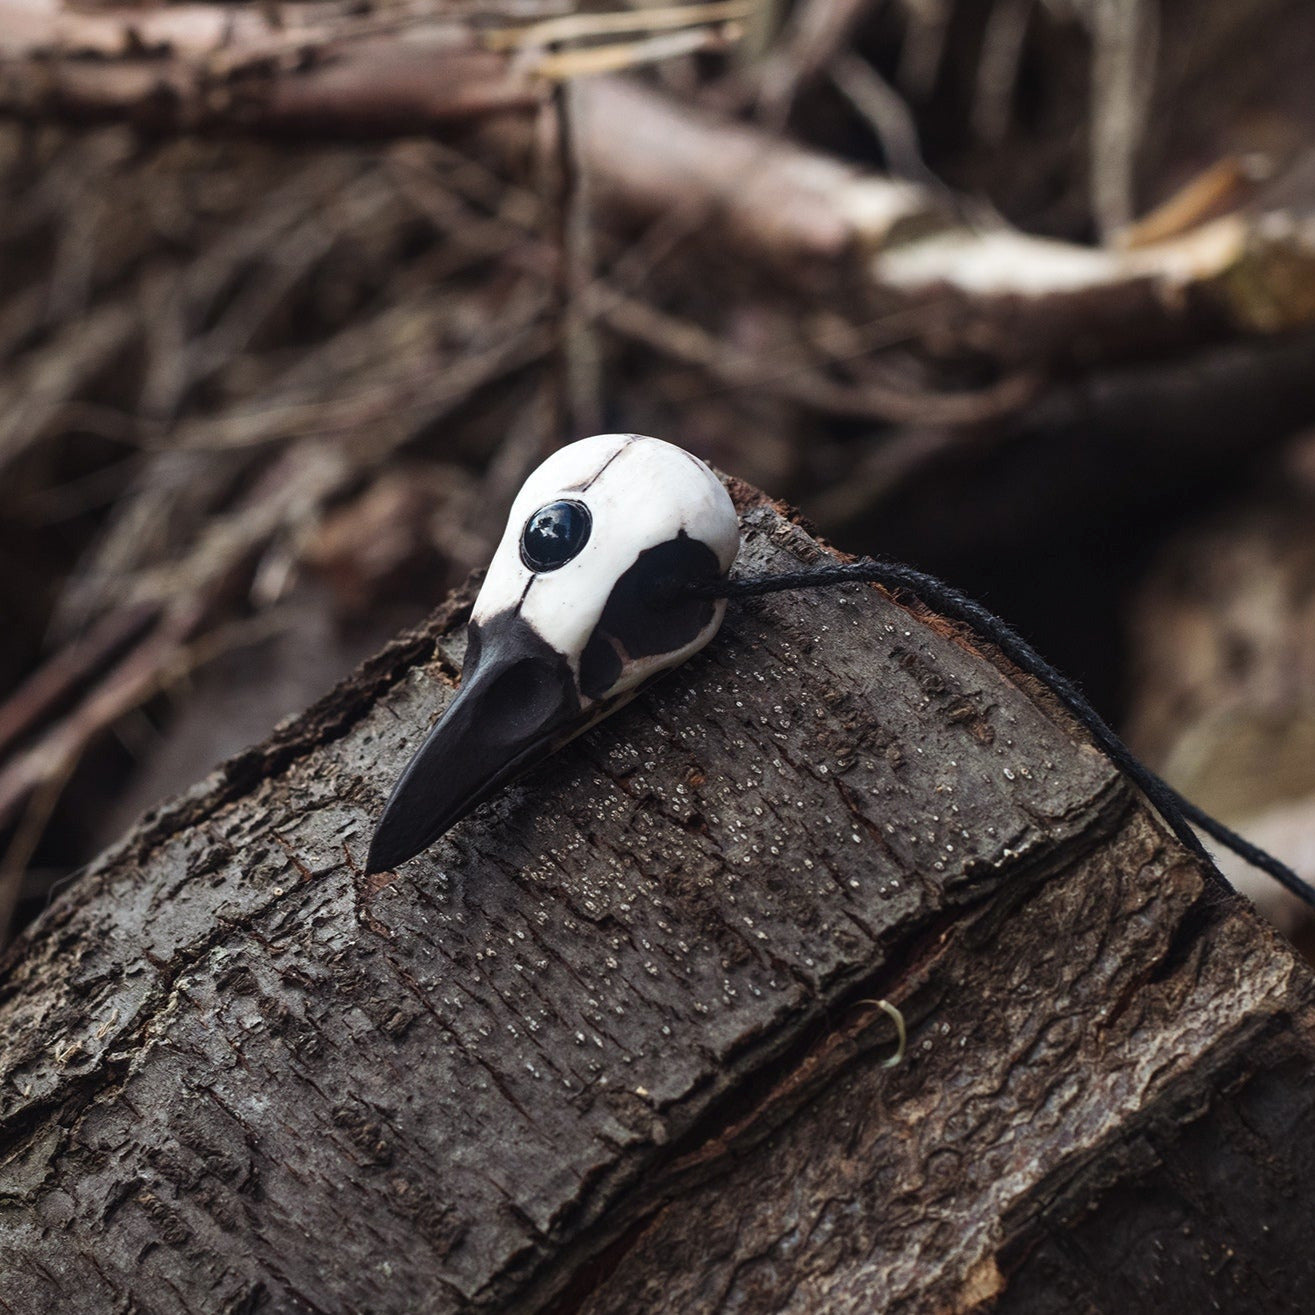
484;1;752;51
529;26;744;79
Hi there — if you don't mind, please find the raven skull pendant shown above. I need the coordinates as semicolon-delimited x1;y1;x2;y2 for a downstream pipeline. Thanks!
367;434;740;872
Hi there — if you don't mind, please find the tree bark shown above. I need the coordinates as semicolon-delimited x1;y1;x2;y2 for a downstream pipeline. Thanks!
2;482;1315;1314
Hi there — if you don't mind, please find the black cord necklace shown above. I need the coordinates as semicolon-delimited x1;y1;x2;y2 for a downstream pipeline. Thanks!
692;556;1315;909
369;431;1315;916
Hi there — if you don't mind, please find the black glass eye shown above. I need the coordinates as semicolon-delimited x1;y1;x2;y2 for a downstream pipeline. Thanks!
520;499;592;572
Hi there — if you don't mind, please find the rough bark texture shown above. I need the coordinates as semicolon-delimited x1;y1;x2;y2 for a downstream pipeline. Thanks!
2;483;1315;1313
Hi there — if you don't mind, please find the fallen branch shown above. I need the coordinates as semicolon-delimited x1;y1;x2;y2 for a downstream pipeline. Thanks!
569;78;1315;350
0;1;540;131
0;0;742;134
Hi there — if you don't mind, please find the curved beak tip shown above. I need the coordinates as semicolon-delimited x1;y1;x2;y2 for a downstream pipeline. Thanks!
363;832;403;877
365;614;583;875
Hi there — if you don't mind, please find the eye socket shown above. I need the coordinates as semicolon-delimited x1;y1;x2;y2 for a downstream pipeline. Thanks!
520;499;592;572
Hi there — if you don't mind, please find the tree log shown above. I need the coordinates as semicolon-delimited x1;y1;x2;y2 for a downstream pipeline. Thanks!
3;483;1315;1313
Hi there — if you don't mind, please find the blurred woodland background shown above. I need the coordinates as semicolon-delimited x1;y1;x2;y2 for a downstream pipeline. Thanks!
2;0;1315;947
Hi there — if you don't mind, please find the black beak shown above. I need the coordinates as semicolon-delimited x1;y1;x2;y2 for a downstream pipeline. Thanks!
366;614;583;873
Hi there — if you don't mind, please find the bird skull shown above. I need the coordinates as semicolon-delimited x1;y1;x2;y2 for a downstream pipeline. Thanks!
367;434;739;872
